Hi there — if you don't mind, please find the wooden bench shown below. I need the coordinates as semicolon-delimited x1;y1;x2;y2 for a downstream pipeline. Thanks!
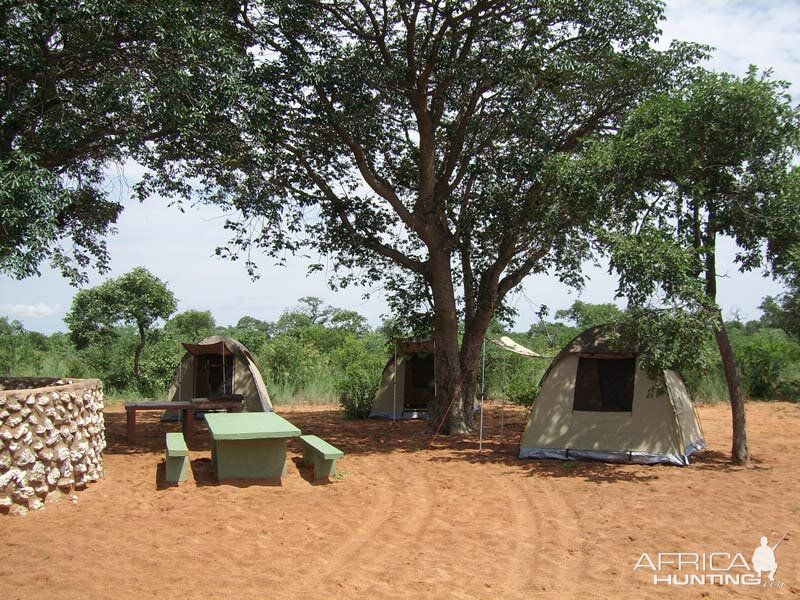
165;432;189;483
298;435;344;481
125;398;244;445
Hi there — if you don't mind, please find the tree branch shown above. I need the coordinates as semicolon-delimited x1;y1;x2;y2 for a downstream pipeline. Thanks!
311;84;417;232
279;140;426;274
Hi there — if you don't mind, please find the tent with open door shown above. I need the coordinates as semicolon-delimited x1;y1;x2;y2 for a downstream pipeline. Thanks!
165;336;273;413
369;339;435;419
519;326;706;465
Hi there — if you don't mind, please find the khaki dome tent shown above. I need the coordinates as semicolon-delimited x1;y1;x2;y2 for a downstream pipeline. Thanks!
165;336;272;413
370;339;435;419
519;326;705;466
370;339;479;420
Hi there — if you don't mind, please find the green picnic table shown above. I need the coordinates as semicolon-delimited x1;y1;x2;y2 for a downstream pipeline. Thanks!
204;412;301;481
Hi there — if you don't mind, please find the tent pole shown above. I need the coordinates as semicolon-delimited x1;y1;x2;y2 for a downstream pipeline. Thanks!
479;339;485;452
392;344;397;423
501;353;506;442
221;341;226;395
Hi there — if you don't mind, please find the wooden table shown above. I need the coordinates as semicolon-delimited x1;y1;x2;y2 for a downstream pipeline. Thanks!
204;412;301;481
124;397;244;445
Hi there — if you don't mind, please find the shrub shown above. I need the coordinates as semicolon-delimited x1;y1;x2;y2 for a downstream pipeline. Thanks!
336;366;378;418
776;379;800;402
260;334;327;395
136;335;183;397
330;334;385;418
505;372;540;407
732;328;800;399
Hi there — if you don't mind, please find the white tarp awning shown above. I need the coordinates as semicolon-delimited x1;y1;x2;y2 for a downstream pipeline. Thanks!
490;336;553;359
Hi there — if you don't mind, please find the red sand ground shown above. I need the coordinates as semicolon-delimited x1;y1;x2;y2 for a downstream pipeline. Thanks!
2;401;799;599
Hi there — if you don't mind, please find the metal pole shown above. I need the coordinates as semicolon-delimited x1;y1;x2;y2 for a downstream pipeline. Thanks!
501;353;506;441
221;341;226;395
392;345;397;423
479;339;485;452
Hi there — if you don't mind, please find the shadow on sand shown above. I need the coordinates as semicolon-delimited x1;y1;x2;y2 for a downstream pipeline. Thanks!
108;404;750;487
104;410;214;455
290;456;337;486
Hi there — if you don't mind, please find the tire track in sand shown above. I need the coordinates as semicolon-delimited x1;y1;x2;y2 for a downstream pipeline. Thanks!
313;452;436;597
528;475;586;598
489;467;544;597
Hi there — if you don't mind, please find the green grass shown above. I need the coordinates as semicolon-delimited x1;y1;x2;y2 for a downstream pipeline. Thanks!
690;372;730;404
268;373;339;406
104;388;161;407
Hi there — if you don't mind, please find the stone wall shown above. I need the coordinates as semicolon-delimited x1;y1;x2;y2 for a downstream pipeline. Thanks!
0;377;80;392
0;378;105;516
0;377;75;391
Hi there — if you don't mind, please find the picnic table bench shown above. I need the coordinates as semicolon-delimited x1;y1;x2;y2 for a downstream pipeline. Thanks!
165;432;189;483
298;434;344;481
125;396;244;445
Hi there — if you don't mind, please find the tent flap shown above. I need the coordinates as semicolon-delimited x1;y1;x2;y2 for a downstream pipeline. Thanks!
181;341;235;356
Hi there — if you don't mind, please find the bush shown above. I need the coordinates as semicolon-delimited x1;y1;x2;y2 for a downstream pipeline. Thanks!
135;335;183;397
336;366;378;418
260;334;328;396
330;334;385;418
505;372;540;407
776;380;800;402
732;328;800;399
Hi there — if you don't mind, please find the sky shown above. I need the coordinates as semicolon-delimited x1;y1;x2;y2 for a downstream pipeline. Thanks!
2;0;799;334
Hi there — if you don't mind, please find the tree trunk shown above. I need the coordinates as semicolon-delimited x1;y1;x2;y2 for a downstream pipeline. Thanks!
702;209;750;465
713;322;750;465
427;248;469;434
429;334;468;434
461;374;478;428
134;323;146;379
459;311;494;429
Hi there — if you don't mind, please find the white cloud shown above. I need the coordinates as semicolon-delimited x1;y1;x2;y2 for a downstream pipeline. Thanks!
661;0;800;100
0;302;61;318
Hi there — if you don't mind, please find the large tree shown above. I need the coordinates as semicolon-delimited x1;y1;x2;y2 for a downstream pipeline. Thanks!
554;300;624;330
602;68;800;464
65;267;177;378
165;310;217;342
136;0;703;432
0;0;240;284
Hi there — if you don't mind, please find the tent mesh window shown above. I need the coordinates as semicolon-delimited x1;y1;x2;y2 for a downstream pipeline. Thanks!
404;354;434;410
573;357;635;412
195;354;235;397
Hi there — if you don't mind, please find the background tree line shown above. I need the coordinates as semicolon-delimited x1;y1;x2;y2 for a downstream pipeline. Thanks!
3;287;799;416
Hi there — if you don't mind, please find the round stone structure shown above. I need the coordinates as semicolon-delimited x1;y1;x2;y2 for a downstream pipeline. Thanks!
0;377;105;516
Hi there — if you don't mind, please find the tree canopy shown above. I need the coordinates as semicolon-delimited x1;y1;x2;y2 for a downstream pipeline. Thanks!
136;0;704;432
0;0;240;283
65;267;177;378
165;310;217;342
554;300;624;330
598;68;800;463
